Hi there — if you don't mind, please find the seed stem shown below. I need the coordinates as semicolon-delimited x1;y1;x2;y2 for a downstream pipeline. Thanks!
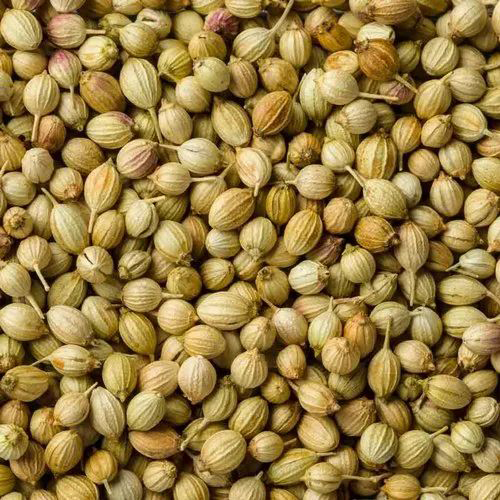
344;165;365;188
157;143;179;151
148;107;163;144
88;209;97;234
283;437;298;447
0;163;7;181
180;419;210;450
485;290;500;307
486;314;500;322
269;0;295;36
445;262;460;272
218;165;231;180
482;128;500;138
84;381;99;396
103;480;112;495
34;264;50;292
332;296;364;305
412;391;426;411
439;72;452;85
32;114;41;144
41;188;58;206
429;426;448;439
327;296;335;312
395;74;418;93
31;356;48;366
482;60;500;70
190;175;219;182
409;307;423;317
260;295;278;311
343;472;389;482
382;317;392;350
293;73;305;102
408;270;416;307
162;292;184;299
143;195;166;204
27;294;44;319
358;91;399;102
86;29;106;35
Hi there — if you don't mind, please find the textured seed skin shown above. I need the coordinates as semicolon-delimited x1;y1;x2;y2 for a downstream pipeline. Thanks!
252;91;292;137
284;210;323;256
231;348;268;389
358;422;398;466
199;429;247;474
267;448;321;486
178;355;217;404
49;202;89;255
129;424;182;459
1;10;43;51
395;429;435;469
463;322;500;355
89;387;125;439
1;0;500;495
208;188;256;231
211;97;252;147
363;179;408;220
423;375;472;410
44;429;83;474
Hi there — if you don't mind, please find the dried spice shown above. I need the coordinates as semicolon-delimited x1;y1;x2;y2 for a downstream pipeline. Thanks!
0;0;496;497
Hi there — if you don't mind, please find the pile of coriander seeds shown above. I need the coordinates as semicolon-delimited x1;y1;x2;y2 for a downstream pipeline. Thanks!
0;0;499;498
